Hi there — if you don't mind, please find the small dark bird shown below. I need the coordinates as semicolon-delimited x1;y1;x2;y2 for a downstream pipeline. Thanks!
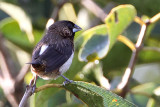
29;20;82;88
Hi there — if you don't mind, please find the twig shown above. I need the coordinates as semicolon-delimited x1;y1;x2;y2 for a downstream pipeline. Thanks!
117;24;147;97
81;0;107;22
150;13;160;23
0;34;20;107
117;13;160;97
143;46;160;53
0;69;3;84
19;84;62;107
16;64;30;84
0;36;13;80
129;91;152;98
19;85;34;107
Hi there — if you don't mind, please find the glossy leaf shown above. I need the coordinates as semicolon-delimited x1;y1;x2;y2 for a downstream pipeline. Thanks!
105;4;136;48
78;5;136;62
78;24;109;62
0;18;33;52
133;63;160;84
64;81;137;107
76;62;110;89
126;83;159;107
0;1;34;42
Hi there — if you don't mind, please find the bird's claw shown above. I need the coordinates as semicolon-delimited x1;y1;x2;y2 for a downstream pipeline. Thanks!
26;84;36;95
31;84;36;94
63;79;73;86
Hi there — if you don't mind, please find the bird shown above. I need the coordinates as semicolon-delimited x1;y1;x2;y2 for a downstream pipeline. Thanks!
28;20;82;89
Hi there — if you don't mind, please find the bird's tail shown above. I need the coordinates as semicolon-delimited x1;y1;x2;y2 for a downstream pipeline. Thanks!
26;60;42;68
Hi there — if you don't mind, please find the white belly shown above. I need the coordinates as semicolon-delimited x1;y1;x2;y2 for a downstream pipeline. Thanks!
59;52;74;74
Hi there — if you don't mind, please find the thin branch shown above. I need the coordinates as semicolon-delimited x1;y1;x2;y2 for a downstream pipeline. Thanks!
117;13;160;97
16;64;30;84
116;14;160;97
19;85;34;107
0;51;11;79
81;0;107;22
117;24;147;97
0;34;24;107
129;91;152;98
135;24;147;48
0;69;3;84
19;84;62;107
149;13;160;24
0;35;13;79
143;46;160;53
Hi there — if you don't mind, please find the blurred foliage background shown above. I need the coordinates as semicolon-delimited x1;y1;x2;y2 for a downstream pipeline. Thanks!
0;0;160;107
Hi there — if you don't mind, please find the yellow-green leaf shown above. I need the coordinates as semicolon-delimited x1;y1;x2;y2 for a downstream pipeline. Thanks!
78;24;109;62
105;4;137;48
0;1;34;42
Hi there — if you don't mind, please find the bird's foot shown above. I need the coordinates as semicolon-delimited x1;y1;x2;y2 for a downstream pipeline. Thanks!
63;79;73;86
28;75;37;94
60;74;73;85
31;84;36;94
26;85;36;96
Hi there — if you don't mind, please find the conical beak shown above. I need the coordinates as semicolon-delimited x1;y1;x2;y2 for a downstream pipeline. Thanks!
73;24;82;33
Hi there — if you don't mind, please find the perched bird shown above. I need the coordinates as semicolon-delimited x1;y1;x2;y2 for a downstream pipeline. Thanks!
29;20;82;87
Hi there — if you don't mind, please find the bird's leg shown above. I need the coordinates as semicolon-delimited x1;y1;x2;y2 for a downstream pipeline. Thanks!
29;75;38;94
60;74;73;85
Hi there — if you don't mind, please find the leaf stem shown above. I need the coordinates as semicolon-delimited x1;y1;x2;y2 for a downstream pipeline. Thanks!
117;35;136;51
35;84;62;93
134;16;145;25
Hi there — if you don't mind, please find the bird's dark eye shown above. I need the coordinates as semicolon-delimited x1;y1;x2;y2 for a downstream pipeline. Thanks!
63;27;72;37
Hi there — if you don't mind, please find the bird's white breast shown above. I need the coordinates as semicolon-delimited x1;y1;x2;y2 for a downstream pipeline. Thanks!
59;52;74;74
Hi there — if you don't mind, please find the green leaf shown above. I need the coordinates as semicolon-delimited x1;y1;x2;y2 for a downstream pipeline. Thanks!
78;24;109;62
133;63;160;84
0;18;33;52
0;1;34;42
76;62;110;89
64;81;137;107
126;83;159;107
105;4;136;48
78;5;136;62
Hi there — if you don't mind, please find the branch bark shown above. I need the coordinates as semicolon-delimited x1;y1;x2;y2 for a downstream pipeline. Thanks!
16;64;30;84
19;84;62;107
117;13;160;97
0;34;25;107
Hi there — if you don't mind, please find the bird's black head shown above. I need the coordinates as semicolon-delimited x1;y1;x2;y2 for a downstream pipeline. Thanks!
48;20;82;38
